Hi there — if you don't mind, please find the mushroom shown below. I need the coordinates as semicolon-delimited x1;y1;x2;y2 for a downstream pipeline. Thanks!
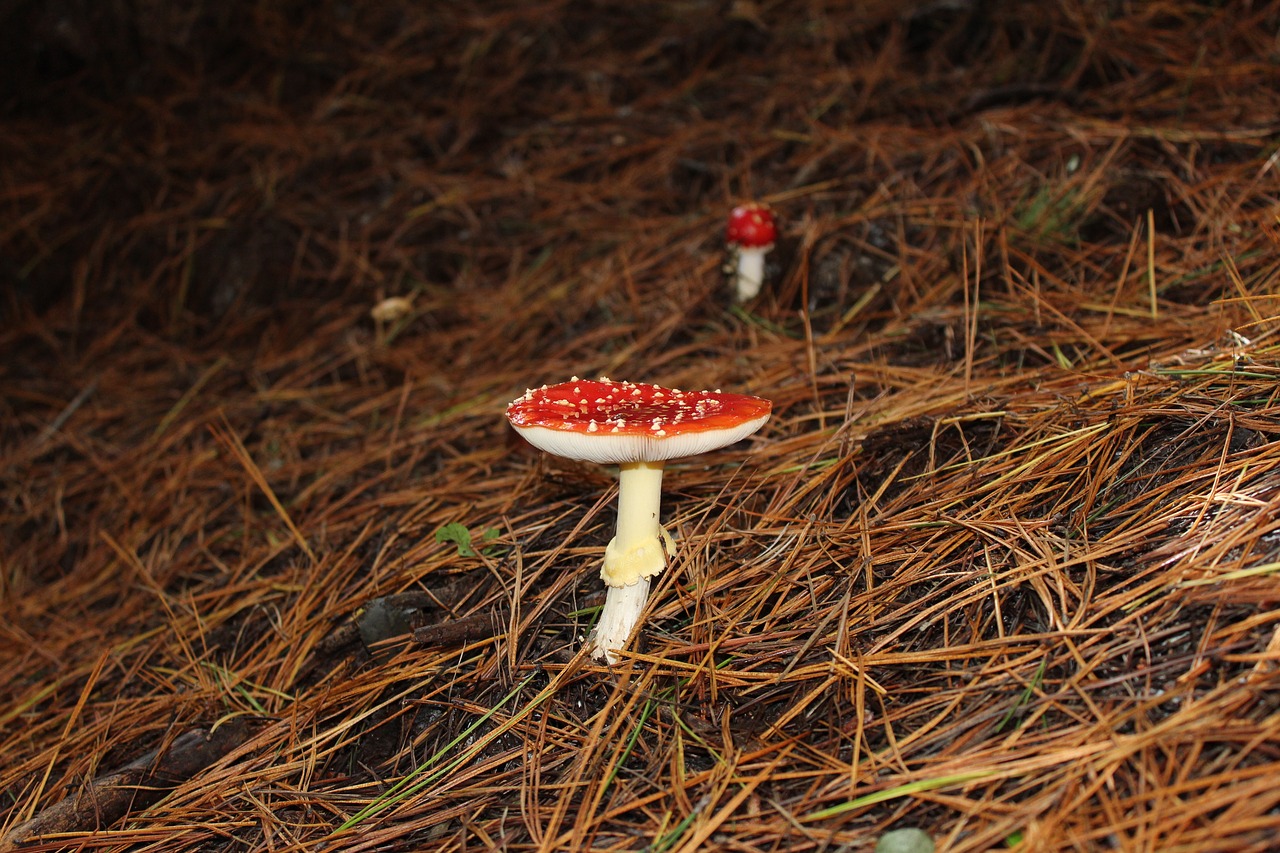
725;202;777;303
506;377;772;663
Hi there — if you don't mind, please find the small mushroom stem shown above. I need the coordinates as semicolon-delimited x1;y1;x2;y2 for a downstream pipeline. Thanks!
593;460;670;662
733;247;768;302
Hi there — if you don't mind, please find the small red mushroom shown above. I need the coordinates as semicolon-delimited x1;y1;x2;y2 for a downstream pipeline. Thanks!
725;202;777;302
507;377;772;663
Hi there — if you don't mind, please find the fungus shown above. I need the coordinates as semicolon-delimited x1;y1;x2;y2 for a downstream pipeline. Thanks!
725;202;777;302
507;378;771;663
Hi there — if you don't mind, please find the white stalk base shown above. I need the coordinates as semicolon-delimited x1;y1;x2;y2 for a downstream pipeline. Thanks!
733;247;768;302
591;577;652;664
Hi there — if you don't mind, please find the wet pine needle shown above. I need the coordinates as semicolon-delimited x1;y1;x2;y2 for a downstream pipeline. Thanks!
3;1;1280;850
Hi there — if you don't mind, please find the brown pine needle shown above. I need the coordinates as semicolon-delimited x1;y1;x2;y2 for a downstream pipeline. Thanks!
4;3;1280;851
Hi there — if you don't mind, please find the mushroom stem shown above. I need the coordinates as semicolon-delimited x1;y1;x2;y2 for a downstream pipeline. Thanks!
594;460;670;662
593;577;651;665
733;247;767;302
602;461;668;585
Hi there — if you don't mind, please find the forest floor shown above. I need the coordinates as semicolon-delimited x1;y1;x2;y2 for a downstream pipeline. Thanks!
3;2;1280;851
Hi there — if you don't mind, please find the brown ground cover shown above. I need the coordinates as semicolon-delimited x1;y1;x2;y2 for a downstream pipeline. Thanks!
3;1;1280;850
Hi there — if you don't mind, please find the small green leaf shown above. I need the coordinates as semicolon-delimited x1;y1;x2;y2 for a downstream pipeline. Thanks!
435;522;477;557
481;527;507;556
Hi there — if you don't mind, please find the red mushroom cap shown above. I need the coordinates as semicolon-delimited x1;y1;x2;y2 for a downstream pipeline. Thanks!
507;378;771;465
725;203;777;249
